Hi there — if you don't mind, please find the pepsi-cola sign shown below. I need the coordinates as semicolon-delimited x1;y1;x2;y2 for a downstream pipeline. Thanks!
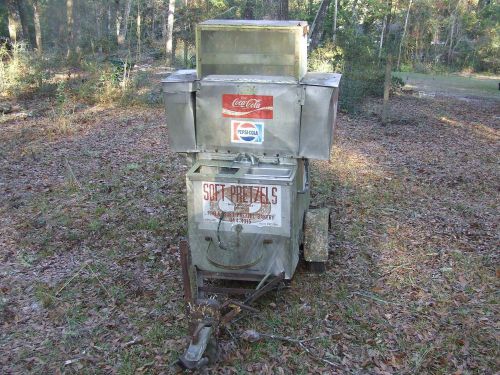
231;121;264;144
222;94;273;119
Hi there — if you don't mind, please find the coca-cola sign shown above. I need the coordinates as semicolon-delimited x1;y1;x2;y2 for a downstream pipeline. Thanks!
222;94;273;119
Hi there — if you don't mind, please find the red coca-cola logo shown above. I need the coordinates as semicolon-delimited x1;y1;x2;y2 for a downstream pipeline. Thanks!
222;94;273;119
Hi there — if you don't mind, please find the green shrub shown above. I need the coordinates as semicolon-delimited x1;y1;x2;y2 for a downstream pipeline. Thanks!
391;76;405;91
74;61;126;104
308;42;343;72
339;65;385;113
0;42;52;97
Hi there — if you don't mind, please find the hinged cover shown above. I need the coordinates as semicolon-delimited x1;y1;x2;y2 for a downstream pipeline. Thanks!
196;20;308;80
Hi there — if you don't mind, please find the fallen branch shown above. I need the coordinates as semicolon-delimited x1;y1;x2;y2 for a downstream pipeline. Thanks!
298;341;343;370
64;158;83;190
86;263;113;299
64;357;84;366
64;355;96;366
240;330;342;369
379;263;413;277
55;260;91;296
121;336;144;348
56;260;114;303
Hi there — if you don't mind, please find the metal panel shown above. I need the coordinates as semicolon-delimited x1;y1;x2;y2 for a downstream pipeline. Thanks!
162;70;198;152
299;73;341;160
185;158;306;279
196;21;308;79
300;72;341;87
196;76;302;157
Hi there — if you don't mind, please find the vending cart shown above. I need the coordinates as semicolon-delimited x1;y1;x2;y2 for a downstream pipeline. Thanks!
162;20;341;369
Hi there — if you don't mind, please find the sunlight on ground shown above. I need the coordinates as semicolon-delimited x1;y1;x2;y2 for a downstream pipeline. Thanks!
439;116;500;141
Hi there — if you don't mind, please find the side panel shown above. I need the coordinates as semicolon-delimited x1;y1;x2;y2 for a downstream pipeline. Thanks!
299;86;338;160
162;72;198;152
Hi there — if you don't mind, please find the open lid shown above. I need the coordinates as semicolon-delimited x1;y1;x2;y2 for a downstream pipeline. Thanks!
196;19;308;80
199;19;308;28
202;75;298;85
161;69;198;83
300;72;342;88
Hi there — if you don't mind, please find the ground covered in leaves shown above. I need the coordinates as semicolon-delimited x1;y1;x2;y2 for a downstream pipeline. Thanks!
0;87;498;374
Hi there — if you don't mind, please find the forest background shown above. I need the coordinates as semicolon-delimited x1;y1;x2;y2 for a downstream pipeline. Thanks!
1;0;498;112
1;1;499;373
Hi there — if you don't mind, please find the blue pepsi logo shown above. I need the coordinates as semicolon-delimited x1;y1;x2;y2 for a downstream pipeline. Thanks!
231;121;264;144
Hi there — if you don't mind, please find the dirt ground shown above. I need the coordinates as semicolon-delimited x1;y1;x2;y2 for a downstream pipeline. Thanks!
0;86;499;374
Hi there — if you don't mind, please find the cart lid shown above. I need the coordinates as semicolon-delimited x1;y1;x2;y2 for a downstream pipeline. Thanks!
161;69;197;83
199;20;307;28
201;75;297;84
300;72;342;88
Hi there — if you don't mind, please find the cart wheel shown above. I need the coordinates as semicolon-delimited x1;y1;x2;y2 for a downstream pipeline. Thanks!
308;261;326;274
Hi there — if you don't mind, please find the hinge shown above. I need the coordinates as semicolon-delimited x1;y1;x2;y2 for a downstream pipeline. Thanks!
299;86;306;105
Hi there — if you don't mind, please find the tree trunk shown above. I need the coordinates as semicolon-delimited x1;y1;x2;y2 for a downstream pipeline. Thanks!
151;3;156;40
162;12;167;41
351;0;359;26
183;41;188;67
332;0;338;43
278;0;289;20
381;54;392;125
381;0;393;125
18;0;31;45
165;0;175;66
308;0;331;52
95;1;102;54
74;0;82;57
397;0;412;70
136;0;141;59
33;0;42;55
107;3;112;37
115;0;121;41
447;15;455;65
118;0;132;46
378;15;387;59
66;0;74;59
447;0;460;66
7;0;24;42
243;0;255;19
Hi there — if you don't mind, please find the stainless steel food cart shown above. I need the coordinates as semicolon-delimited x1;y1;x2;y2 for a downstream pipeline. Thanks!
162;19;340;369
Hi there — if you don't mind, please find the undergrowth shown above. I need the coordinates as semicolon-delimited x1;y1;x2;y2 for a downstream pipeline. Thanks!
0;42;49;96
1;47;153;108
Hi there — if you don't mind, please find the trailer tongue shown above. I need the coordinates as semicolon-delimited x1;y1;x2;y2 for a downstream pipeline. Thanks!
162;20;341;369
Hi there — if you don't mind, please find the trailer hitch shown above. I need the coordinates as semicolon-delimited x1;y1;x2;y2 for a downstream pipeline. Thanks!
178;325;213;369
177;240;285;369
178;298;220;370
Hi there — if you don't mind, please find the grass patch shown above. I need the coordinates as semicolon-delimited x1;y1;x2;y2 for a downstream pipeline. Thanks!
394;71;500;97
